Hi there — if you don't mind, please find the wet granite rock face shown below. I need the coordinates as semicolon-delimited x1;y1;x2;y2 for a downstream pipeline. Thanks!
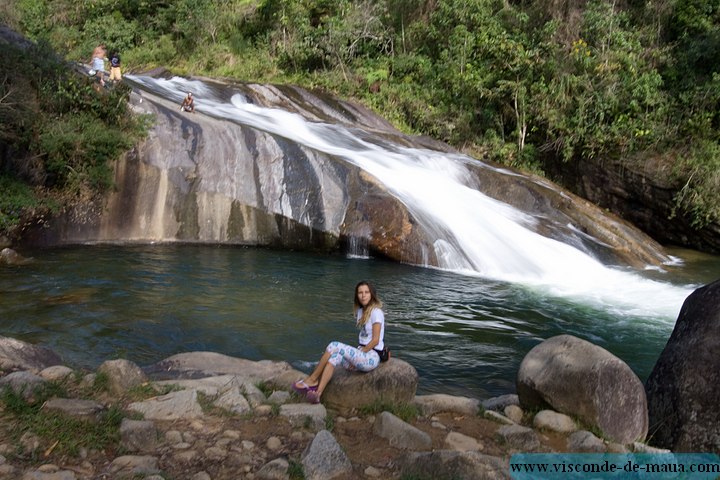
517;334;648;445
646;279;720;452
23;76;671;270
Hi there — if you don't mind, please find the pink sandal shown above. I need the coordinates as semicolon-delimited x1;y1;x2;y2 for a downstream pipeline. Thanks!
292;379;318;395
306;390;321;404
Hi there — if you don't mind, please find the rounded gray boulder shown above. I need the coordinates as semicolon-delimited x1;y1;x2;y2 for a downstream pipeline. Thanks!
517;334;648;444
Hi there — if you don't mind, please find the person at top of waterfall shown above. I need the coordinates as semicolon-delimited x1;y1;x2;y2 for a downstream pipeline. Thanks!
180;92;195;112
292;280;388;404
90;43;107;87
108;51;122;83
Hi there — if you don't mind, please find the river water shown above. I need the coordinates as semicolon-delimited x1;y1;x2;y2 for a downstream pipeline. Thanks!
2;244;717;399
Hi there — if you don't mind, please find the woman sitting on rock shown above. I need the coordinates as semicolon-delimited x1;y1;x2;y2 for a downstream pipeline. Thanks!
292;280;386;404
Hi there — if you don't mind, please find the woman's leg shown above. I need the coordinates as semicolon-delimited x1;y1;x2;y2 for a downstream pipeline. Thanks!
304;349;332;386
295;341;344;389
315;343;380;399
338;348;380;373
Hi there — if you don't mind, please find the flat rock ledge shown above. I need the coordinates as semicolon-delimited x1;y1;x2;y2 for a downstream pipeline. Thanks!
0;343;672;480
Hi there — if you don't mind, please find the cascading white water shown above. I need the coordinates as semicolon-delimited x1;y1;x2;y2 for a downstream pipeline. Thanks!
128;75;694;318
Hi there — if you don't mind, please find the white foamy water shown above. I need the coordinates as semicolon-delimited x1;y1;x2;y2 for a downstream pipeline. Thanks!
128;75;695;318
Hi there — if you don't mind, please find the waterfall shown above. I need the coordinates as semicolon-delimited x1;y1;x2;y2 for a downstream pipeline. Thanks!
346;235;370;259
127;75;694;318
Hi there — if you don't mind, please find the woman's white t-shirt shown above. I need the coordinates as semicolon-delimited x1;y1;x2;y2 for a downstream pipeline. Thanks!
357;307;385;350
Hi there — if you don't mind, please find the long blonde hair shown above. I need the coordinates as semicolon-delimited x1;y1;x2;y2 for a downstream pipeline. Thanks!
353;281;382;327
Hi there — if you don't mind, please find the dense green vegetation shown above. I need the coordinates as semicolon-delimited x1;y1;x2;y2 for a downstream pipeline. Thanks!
0;0;718;239
0;23;147;237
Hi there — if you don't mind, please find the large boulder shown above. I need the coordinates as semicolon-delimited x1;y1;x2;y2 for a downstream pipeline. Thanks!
0;336;63;374
516;334;648;444
646;280;720;451
321;358;418;414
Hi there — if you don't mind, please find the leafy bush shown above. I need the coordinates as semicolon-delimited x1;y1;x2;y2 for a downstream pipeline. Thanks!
0;176;41;231
39;113;126;190
672;140;720;228
0;33;145;236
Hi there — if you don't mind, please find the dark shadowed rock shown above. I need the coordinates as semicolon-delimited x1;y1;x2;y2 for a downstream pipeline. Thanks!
481;394;519;412
0;25;34;50
546;155;720;254
646;279;720;452
321;358;418;414
0;336;63;374
517;334;648;444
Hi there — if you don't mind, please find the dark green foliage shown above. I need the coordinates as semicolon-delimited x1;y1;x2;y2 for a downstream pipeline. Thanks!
39;114;118;190
0;175;45;231
288;459;305;479
0;35;144;235
2;0;719;231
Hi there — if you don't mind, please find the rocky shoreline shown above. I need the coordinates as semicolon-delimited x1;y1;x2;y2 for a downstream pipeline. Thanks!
2;250;718;478
0;337;671;480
